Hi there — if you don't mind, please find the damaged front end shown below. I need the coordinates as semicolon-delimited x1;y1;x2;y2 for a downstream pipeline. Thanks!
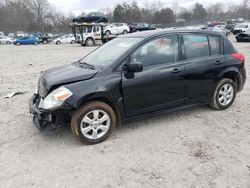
29;94;72;131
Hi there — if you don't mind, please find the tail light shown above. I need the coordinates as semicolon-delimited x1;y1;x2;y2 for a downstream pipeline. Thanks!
231;53;245;64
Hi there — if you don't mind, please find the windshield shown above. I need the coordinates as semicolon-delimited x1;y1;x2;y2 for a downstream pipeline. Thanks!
79;37;143;69
245;29;250;34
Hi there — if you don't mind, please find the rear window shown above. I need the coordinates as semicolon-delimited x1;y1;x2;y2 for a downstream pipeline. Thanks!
209;35;221;55
183;34;210;59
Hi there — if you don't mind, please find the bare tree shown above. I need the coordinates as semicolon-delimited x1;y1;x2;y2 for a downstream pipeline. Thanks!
23;0;51;32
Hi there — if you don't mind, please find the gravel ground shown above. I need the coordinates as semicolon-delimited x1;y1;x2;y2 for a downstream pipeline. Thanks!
0;37;250;188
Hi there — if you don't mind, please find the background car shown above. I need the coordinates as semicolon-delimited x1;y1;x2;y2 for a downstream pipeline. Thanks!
34;33;53;44
209;26;230;36
0;36;13;44
14;36;39;45
72;12;108;23
232;23;250;35
53;34;75;45
236;29;250;42
104;23;130;36
129;23;156;33
16;31;27;38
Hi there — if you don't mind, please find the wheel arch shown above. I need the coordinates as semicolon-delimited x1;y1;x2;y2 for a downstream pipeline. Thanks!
85;37;95;44
218;69;241;91
77;94;123;126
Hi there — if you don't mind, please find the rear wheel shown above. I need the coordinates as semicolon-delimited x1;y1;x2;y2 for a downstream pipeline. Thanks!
6;41;11;44
56;41;61;45
122;30;128;34
43;40;48;44
71;101;116;144
71;40;75;44
16;42;21;46
210;78;236;110
34;42;38;45
85;38;95;46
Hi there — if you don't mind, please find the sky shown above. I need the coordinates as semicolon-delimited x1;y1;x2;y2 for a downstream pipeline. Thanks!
48;0;242;15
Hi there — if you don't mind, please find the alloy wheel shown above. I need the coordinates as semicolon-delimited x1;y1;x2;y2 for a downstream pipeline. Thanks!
80;109;111;140
218;83;234;106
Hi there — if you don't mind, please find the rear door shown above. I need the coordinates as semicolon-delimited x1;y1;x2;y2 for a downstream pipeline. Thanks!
182;33;224;101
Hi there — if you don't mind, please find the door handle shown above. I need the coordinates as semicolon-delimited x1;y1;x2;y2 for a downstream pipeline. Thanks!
214;60;222;65
171;68;181;73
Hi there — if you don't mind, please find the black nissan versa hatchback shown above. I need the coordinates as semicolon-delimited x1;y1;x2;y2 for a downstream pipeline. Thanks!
29;30;246;144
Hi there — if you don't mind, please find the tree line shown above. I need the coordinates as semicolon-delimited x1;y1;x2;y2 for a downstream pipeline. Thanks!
111;0;250;25
0;0;74;33
0;0;250;33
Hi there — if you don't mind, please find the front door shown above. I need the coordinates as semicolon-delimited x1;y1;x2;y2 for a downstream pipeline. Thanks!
122;35;186;117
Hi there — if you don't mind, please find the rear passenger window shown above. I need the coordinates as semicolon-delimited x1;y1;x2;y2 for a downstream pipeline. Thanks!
183;34;209;59
209;36;221;55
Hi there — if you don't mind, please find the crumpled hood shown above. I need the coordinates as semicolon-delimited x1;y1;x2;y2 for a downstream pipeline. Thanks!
39;64;97;96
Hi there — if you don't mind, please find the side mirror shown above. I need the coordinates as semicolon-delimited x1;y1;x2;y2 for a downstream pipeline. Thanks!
126;61;143;72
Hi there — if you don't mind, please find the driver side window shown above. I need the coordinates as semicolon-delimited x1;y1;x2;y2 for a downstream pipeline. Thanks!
131;35;179;67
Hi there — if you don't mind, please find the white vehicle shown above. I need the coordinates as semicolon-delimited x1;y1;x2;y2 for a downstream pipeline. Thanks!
53;35;75;45
233;23;250;34
16;31;26;38
0;36;13;44
76;25;102;46
0;31;4;36
104;23;130;36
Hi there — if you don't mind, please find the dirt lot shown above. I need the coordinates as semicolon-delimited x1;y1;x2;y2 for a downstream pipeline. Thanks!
0;36;250;188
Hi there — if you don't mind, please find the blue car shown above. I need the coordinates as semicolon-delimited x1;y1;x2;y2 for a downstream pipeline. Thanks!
14;36;39;45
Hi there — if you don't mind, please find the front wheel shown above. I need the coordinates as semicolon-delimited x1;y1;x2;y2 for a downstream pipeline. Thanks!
210;78;236;110
71;101;116;144
105;30;111;36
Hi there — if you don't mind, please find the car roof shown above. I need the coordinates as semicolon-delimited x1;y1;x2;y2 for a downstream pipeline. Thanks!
119;29;224;38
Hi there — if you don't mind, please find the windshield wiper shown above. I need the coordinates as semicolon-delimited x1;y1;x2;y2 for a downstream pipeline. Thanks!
74;61;95;70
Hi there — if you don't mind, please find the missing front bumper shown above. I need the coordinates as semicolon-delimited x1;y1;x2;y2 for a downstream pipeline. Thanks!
29;94;71;131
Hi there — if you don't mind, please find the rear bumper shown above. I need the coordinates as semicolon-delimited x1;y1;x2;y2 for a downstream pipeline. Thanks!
238;67;246;92
29;94;71;131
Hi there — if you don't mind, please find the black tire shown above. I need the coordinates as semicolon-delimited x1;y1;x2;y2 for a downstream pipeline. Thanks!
85;38;95;46
6;41;11;44
122;30;128;34
105;30;111;36
16;42;21;46
34;42;38;45
43;40;48;44
56;41;61;45
210;78;237;110
71;101;116;144
71;40;75;44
